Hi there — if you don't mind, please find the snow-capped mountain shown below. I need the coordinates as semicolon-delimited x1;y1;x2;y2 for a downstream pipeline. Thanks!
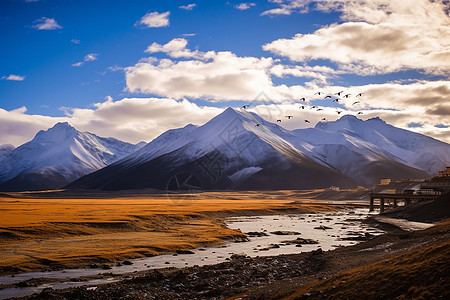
68;108;450;191
0;122;145;191
284;115;449;186
0;144;15;162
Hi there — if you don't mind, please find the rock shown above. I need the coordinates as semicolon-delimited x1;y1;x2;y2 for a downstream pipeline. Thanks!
176;250;195;254
283;237;319;245
230;254;247;260
311;248;323;255
246;231;269;237
314;225;332;230
16;281;35;287
122;260;133;265
270;231;301;235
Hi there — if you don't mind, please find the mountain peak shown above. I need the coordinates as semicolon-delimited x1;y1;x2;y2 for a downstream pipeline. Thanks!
51;122;75;130
34;122;78;141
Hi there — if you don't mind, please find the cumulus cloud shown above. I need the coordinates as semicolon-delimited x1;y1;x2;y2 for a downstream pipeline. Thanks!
1;74;25;81
145;38;205;59
179;4;196;10
235;3;256;10
72;53;99;67
1;87;449;147
128;38;289;101
137;11;170;28
31;17;62;30
263;0;450;76
270;64;340;84
0;98;222;147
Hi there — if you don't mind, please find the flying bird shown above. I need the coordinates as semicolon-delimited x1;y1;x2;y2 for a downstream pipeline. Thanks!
255;123;261;127
305;120;310;123
286;115;293;119
321;118;326;121
337;111;342;114
317;108;324;111
343;94;351;98
300;106;305;109
241;105;250;109
310;106;318;109
332;98;339;102
276;119;282;122
314;92;323;95
356;93;364;97
299;97;306;101
357;112;364;115
334;91;344;96
325;95;332;99
352;101;360;106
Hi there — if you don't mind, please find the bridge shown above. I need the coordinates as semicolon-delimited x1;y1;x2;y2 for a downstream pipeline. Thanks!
369;193;440;213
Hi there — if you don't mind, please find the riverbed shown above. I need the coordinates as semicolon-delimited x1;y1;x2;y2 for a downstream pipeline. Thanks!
0;208;383;299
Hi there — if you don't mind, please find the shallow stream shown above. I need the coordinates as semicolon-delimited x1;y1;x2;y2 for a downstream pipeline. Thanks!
0;208;383;299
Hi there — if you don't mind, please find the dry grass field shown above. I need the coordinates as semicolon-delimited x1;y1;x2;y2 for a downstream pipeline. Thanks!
0;190;349;274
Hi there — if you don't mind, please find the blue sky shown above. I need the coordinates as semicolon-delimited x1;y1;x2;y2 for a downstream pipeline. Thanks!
1;0;449;146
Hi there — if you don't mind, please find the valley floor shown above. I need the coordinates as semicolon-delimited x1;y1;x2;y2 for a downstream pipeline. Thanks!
13;214;450;300
0;189;353;274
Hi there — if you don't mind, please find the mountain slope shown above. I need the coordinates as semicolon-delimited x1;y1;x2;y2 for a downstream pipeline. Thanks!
68;108;358;190
68;108;450;191
284;115;448;185
0;144;15;162
0;122;145;191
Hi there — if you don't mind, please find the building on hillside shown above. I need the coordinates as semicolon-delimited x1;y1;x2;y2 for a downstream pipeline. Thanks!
421;167;450;193
380;178;391;185
438;167;450;178
372;179;422;194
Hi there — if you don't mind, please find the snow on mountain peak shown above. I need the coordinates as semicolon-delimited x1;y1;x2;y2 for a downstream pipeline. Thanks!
0;123;144;191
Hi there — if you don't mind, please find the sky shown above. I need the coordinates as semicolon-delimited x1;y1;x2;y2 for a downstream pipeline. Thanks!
1;0;449;146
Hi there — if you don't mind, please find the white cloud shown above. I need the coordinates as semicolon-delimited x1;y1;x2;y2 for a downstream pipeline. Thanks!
262;0;450;76
72;53;99;67
31;17;62;30
235;3;256;10
137;11;170;28
25;0;39;3
1;81;449;147
144;38;207;59
128;39;286;101
1;74;25;81
179;4;196;10
71;39;80;44
270;64;339;84
0;98;221;146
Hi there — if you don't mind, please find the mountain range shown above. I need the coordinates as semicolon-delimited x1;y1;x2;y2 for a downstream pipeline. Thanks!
1;108;449;192
67;108;450;191
0;122;145;191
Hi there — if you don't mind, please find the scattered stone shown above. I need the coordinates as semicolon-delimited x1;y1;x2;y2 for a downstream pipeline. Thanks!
246;231;269;237
314;225;332;230
176;250;195;255
270;231;301;235
283;237;319;245
311;248;323;255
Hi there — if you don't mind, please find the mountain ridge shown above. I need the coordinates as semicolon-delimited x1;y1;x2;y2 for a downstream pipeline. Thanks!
68;107;448;191
0;122;146;192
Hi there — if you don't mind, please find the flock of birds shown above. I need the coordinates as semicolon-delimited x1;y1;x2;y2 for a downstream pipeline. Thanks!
241;91;365;127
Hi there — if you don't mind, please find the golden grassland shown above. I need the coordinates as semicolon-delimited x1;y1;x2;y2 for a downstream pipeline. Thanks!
0;190;349;274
